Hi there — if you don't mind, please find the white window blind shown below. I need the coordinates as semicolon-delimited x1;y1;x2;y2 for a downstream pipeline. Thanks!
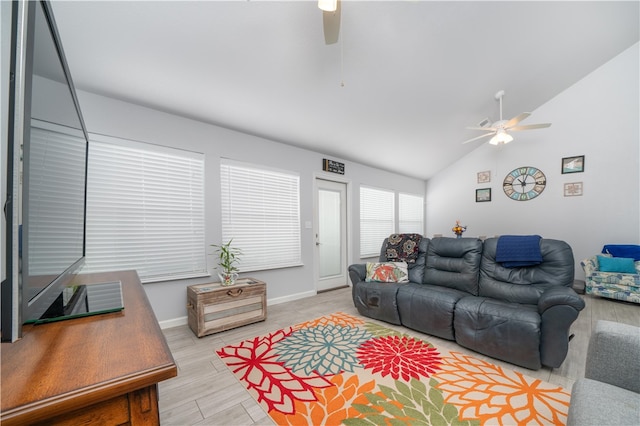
85;134;206;283
399;192;424;235
360;186;395;258
220;159;301;272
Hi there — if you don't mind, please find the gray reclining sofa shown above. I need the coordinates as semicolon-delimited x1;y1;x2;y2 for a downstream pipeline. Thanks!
348;236;585;370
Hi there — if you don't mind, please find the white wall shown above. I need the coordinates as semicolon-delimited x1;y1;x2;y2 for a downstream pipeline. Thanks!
74;89;425;324
6;7;636;322
426;43;640;279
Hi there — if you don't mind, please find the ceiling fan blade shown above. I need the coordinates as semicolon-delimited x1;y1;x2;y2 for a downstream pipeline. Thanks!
322;1;341;45
505;112;531;128
509;123;552;131
462;132;495;144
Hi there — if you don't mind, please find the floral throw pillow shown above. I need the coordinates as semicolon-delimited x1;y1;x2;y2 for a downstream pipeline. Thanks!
365;262;409;283
385;233;422;264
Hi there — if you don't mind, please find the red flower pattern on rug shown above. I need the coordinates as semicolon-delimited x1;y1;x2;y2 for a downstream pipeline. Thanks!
216;326;333;414
357;335;442;381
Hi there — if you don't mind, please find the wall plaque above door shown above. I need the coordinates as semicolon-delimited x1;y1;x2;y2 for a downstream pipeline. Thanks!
322;159;345;174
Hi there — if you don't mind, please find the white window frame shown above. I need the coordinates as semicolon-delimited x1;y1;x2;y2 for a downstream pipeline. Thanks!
220;159;302;272
85;133;207;283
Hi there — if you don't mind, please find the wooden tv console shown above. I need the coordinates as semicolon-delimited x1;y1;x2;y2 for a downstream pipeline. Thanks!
0;270;177;425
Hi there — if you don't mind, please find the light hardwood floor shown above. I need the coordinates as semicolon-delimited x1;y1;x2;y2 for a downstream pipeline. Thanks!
159;287;640;425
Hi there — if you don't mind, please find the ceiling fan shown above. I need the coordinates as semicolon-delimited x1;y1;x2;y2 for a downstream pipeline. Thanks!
463;90;551;145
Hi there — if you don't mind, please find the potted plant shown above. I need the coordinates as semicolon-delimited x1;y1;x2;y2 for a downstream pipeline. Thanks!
211;239;242;286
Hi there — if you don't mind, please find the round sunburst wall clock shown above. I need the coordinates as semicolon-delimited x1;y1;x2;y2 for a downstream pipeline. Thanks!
503;166;547;201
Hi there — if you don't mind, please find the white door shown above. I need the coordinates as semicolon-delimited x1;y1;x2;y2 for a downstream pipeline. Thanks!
315;179;347;291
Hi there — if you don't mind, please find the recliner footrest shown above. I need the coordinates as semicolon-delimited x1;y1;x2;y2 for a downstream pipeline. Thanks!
352;282;403;325
397;283;466;340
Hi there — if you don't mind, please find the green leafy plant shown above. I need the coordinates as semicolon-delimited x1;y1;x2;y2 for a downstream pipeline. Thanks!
211;239;242;275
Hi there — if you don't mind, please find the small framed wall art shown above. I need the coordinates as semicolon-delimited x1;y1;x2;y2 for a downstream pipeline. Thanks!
476;188;491;202
564;182;583;197
477;170;491;183
561;155;584;174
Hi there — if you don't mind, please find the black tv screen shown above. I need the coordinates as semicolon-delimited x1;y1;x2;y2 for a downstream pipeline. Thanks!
2;0;88;340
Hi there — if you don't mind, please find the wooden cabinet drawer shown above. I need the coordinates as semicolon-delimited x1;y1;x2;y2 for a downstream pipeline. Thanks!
187;278;266;337
45;386;159;426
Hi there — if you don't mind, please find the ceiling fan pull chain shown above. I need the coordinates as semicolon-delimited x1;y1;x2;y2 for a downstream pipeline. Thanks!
340;13;345;87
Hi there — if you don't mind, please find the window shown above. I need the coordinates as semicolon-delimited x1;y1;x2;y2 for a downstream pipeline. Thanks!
85;134;206;282
399;192;424;234
220;159;301;272
360;186;394;257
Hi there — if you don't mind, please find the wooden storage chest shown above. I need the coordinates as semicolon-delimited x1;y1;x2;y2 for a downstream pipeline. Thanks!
187;278;267;337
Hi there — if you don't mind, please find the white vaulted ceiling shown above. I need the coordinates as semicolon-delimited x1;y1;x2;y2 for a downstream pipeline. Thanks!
50;1;639;180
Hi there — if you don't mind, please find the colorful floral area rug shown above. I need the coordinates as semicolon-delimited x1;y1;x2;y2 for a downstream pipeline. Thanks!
216;312;570;425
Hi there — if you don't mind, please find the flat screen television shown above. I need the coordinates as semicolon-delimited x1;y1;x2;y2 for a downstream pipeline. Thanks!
2;0;89;341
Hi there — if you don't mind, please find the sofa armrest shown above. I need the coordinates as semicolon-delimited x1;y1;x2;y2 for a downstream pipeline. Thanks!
538;286;585;313
348;264;367;286
580;255;600;276
538;286;585;367
585;320;640;393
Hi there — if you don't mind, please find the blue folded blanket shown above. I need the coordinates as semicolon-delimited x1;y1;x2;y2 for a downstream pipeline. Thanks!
496;235;543;268
602;245;640;261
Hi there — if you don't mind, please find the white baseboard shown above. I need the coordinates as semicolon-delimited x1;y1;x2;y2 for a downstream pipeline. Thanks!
267;289;317;306
159;316;188;329
158;289;318;330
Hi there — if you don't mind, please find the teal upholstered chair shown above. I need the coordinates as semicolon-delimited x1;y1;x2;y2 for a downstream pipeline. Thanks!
581;246;640;304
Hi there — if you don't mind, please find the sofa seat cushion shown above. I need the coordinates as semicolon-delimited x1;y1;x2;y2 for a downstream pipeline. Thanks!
396;283;467;340
586;270;640;304
352;281;404;325
587;271;640;288
568;378;640;426
454;296;541;370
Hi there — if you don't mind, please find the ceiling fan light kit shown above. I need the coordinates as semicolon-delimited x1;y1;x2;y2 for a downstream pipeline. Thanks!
463;90;551;145
489;129;514;145
318;0;337;12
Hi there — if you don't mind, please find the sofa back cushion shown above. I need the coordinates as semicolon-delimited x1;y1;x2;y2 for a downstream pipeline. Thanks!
479;237;575;304
379;236;429;284
423;237;482;295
